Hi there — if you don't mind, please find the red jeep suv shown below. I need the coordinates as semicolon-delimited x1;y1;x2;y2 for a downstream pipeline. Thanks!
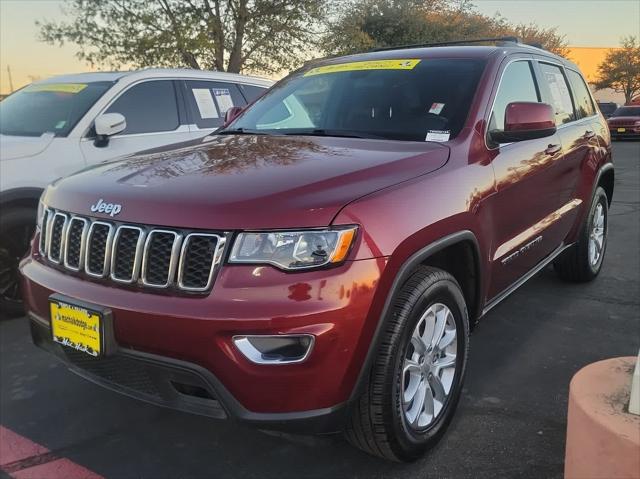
20;39;613;462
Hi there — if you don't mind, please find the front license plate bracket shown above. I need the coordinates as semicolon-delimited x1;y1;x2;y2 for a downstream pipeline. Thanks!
49;293;117;357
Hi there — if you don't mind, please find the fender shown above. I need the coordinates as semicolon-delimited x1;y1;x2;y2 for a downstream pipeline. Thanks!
0;187;44;208
565;162;614;244
348;230;482;403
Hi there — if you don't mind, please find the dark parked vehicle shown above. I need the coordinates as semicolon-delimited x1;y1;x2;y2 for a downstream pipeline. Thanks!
597;101;618;118
21;38;613;462
607;105;640;139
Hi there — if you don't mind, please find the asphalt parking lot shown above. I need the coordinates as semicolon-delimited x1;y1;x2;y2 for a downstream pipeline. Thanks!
1;141;638;479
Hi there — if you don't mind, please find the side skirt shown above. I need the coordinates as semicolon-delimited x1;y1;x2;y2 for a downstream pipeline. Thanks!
481;242;573;316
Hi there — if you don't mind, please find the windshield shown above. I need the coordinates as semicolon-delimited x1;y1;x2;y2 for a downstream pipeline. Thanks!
0;81;113;137
227;58;485;142
612;106;640;117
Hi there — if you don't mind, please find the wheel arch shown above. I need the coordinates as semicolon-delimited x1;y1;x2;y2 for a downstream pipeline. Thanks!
0;187;43;212
348;230;482;403
597;163;614;206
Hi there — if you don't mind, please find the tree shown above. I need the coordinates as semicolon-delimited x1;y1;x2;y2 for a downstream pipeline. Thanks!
322;0;568;57
593;36;640;104
37;0;325;74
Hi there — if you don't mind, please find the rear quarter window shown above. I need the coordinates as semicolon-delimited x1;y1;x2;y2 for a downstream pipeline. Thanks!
566;69;595;119
239;84;268;103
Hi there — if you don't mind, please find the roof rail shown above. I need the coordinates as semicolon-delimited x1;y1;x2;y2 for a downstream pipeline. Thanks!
371;36;520;52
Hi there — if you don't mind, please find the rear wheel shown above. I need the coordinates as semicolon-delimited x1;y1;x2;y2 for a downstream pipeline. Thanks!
345;266;469;462
554;187;608;282
0;207;36;318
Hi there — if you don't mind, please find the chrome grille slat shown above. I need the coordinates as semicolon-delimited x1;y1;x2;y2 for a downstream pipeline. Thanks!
178;234;226;291
39;208;51;256
47;213;68;264
64;217;89;271
40;208;224;292
85;221;114;278
110;226;145;283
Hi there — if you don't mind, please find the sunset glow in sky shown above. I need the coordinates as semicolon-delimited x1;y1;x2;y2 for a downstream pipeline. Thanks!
1;0;639;94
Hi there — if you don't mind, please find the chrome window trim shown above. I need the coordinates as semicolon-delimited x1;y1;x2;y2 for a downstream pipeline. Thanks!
110;225;146;284
47;212;69;264
63;216;89;272
141;230;182;288
84;221;115;278
177;233;226;292
484;56;600;152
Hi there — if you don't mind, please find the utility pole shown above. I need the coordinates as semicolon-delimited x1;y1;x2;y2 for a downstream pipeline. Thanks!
7;65;14;92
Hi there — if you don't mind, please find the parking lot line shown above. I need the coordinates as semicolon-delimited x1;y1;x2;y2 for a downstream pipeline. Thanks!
0;426;103;479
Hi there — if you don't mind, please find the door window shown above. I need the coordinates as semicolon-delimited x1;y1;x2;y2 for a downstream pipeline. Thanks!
489;61;540;132
539;63;575;125
185;81;246;129
566;69;595;119
105;80;180;134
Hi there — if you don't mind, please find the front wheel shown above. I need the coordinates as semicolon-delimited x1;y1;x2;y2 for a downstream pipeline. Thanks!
554;187;609;282
0;206;36;319
345;266;469;462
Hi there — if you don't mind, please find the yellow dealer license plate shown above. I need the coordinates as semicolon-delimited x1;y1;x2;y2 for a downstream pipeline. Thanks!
617;128;626;132
50;299;102;357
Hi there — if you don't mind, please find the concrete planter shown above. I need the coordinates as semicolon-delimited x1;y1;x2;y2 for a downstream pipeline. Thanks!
565;357;640;479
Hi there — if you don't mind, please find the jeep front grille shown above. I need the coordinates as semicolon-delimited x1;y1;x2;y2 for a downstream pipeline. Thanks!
40;208;226;292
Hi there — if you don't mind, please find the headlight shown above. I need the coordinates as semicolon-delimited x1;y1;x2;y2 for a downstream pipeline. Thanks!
229;227;357;270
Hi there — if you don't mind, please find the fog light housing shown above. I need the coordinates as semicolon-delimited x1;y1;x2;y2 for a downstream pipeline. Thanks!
233;335;314;364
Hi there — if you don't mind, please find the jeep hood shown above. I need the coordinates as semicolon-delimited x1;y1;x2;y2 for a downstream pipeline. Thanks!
45;135;449;230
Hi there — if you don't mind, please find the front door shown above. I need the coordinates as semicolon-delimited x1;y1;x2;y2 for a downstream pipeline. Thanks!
486;59;570;299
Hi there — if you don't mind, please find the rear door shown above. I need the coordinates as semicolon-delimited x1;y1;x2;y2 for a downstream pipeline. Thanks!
535;62;600;236
182;80;248;137
486;58;566;298
80;79;192;163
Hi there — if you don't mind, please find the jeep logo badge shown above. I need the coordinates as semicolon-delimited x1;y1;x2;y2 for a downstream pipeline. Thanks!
90;199;122;217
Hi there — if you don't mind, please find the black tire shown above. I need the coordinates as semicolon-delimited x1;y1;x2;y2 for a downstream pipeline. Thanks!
345;266;469;462
554;187;608;282
0;206;37;319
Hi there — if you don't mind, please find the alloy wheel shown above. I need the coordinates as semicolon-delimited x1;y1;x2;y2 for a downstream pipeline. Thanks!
402;303;458;431
588;202;605;267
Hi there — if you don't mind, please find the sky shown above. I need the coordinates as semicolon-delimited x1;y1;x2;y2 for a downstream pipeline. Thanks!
1;0;639;94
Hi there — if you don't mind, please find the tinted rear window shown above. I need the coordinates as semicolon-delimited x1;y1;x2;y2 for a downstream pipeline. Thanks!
239;84;268;103
106;80;179;134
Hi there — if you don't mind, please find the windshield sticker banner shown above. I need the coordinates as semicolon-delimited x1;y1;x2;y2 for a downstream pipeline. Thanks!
304;59;421;76
425;130;450;142
26;83;88;94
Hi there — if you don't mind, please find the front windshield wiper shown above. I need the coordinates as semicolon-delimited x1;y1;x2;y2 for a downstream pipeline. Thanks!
217;127;271;136
282;129;385;140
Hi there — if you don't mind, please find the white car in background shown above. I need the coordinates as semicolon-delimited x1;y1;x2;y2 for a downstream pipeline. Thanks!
0;68;273;316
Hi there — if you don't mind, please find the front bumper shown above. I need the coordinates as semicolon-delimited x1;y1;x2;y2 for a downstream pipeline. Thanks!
21;256;386;431
609;127;640;138
29;316;347;433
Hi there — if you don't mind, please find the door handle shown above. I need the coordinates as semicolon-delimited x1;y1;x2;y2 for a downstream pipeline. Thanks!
545;144;562;155
583;130;596;139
